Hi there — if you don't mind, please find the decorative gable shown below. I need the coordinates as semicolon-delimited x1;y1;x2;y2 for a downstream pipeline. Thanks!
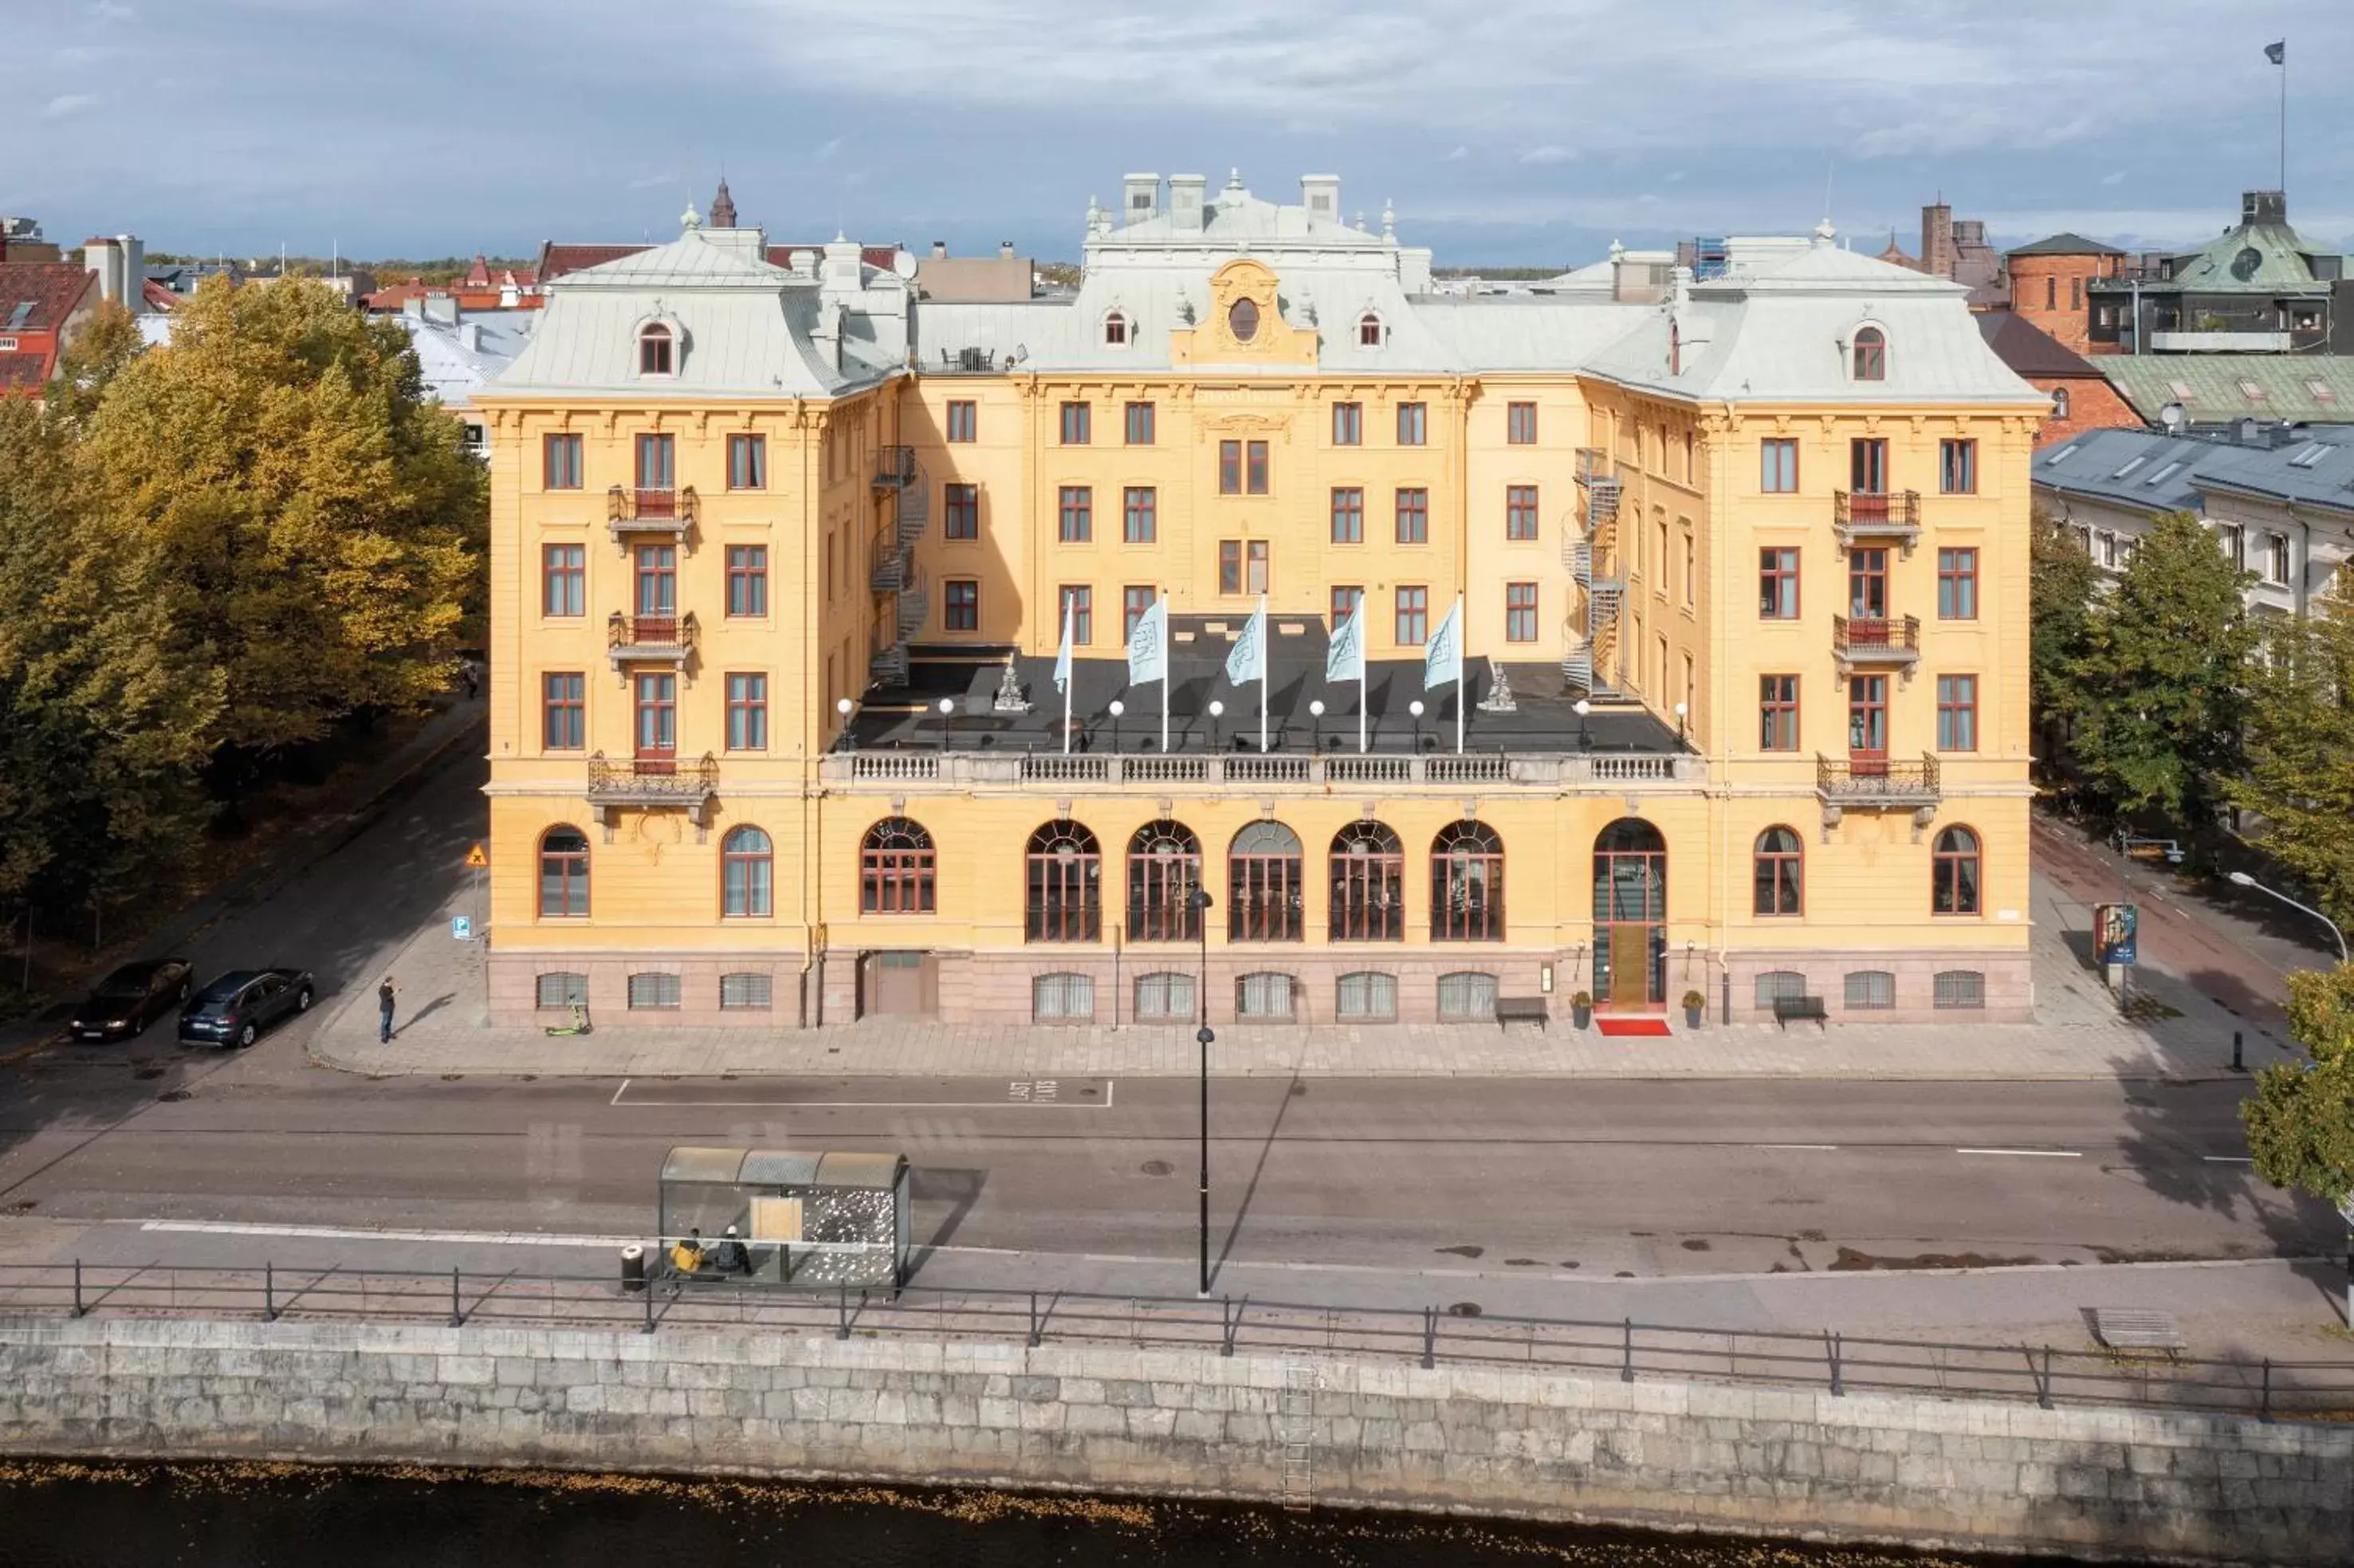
1169;258;1317;367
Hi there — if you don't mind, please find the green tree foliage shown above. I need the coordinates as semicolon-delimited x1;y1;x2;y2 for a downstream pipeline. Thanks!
2242;966;2354;1207
2232;574;2354;929
45;299;146;428
0;400;223;914
2028;509;2097;767
77;275;485;754
2059;510;2257;824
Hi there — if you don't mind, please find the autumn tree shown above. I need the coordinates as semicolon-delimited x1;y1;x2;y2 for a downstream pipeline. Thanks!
76;275;485;757
2059;509;2257;825
2242;966;2354;1208
2231;572;2354;927
0;399;222;920
44;299;145;428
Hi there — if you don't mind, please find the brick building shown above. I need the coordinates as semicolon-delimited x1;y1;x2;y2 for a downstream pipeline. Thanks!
2002;234;2128;356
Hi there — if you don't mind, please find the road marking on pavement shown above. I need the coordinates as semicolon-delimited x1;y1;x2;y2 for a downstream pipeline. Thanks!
1954;1148;2081;1158
2202;1156;2254;1164
607;1078;1115;1110
1753;1143;1839;1151
142;1220;639;1249
610;1077;630;1106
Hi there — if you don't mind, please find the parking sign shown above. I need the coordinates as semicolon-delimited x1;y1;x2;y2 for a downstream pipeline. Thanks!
451;915;473;941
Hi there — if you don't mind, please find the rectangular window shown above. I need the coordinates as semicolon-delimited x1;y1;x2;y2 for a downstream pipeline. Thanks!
543;433;583;489
1123;401;1155;445
1934;970;1986;1009
1936;674;1978;752
944;482;980;540
1394;585;1429;645
1849;438;1888;494
1059;400;1091;445
1330;486;1364;544
1845;971;1896;1010
725;545;768;618
1332;402;1362;446
627;973;682;1010
727;433;766;490
1336;973;1398;1022
1134;972;1195;1021
542;672;585;750
2218;524;2245;570
725;672;768;751
1330;585;1363;627
2268;533;2292;585
635;432;674;491
541;543;585;617
1682;528;1696;605
1759;548;1799;619
1759;674;1798;751
1504;582;1538;643
1505;484;1539;540
1058;485;1092;543
1123;486;1157;544
1246;439;1269;494
945;399;977;443
1123;586;1157;641
536;973;588;1008
1937;547;1978;619
1437;971;1498;1021
720;973;772;1011
1939;438;1977;495
1236;973;1296;1020
1761;438;1798;493
1059;585;1093;646
1397;402;1427;446
1506;401;1537;446
1215;539;1268;594
1219;440;1241;495
1394;486;1428;544
945;578;978;631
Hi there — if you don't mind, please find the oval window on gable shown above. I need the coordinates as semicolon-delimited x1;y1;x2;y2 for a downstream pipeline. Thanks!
1228;297;1260;343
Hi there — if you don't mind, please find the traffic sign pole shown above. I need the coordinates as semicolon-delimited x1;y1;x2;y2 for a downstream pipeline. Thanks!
466;842;489;1024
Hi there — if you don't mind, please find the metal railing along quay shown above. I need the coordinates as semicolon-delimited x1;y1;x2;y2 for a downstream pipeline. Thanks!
4;1261;2349;1424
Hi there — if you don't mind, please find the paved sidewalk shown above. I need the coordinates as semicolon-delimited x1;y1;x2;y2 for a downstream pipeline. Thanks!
316;867;2288;1082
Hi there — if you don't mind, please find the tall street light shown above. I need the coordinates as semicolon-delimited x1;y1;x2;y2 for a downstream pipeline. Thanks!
2227;870;2350;964
1188;886;1215;1295
1107;698;1124;756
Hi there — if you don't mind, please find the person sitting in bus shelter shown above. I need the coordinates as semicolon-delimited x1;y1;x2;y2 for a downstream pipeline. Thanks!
669;1227;705;1275
707;1224;751;1277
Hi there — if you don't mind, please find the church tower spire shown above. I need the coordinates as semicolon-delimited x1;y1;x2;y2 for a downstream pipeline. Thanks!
709;177;737;229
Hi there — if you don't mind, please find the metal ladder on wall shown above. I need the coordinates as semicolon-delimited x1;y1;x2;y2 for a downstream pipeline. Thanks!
1279;1358;1318;1511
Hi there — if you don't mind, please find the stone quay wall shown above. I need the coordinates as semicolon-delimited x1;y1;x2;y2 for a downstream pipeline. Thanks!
0;1315;2344;1565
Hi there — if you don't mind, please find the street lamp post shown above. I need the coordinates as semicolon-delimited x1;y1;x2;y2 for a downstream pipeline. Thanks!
1409;698;1425;754
1307;698;1324;755
835;695;857;753
937;696;956;755
1107;698;1124;756
2227;870;2350;964
1207;698;1224;753
1574;698;1593;752
1188;887;1215;1296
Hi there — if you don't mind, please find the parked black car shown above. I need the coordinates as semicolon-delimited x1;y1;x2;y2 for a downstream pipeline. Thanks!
178;968;316;1049
69;959;196;1041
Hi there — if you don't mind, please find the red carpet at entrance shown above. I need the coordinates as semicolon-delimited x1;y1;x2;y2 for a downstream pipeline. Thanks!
1594;1016;1673;1037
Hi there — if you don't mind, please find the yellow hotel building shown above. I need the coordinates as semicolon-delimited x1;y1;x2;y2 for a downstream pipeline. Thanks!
476;173;2048;1029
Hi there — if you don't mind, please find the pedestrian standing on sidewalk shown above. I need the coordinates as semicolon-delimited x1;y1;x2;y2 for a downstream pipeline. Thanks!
461;658;480;701
379;976;398;1043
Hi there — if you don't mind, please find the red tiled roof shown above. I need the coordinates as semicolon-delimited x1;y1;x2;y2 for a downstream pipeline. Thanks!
0;350;54;392
0;262;97;332
142;278;179;311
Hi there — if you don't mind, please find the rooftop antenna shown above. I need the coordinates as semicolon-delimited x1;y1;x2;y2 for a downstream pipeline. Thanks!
1822;159;1836;229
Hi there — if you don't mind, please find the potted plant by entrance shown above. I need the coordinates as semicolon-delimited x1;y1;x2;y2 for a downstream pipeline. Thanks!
1570;991;1594;1030
1681;989;1707;1029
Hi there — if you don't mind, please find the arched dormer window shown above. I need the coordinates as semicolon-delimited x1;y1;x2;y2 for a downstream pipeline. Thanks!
2052;387;2070;421
1851;324;1886;382
1102;309;1129;347
639;322;675;376
1357;311;1384;348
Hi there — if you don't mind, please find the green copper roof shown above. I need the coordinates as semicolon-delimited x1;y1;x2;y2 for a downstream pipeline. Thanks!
2101;355;2354;423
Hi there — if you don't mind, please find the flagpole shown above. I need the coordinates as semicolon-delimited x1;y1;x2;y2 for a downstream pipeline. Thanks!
1160;588;1170;754
2280;38;2288;195
1454;595;1466;755
1257;595;1269;752
1063;662;1072;756
1358;627;1368;756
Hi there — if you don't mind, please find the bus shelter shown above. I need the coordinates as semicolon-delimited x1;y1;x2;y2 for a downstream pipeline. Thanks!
656;1146;910;1291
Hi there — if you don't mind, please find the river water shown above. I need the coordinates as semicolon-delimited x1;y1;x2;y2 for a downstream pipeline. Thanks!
0;1460;2112;1567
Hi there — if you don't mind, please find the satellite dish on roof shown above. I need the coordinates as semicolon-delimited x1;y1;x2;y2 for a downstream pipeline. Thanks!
892;250;918;281
2159;402;2184;432
2230;246;2262;282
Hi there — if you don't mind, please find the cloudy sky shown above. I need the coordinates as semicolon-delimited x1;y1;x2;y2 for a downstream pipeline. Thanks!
10;0;2351;267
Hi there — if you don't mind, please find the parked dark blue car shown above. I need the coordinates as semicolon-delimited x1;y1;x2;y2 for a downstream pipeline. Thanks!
178;968;315;1049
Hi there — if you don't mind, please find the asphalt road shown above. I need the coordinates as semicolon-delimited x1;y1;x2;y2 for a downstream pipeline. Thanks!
0;732;2333;1291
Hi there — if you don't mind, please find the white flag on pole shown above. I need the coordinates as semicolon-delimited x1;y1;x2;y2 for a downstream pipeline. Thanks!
1224;599;1266;686
1126;596;1166;686
1053;598;1075;695
1423;598;1463;691
1325;605;1365;682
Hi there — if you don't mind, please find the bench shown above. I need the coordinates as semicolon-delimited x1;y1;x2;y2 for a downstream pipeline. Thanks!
2091;1308;2185;1354
1494;996;1548;1031
1771;994;1829;1028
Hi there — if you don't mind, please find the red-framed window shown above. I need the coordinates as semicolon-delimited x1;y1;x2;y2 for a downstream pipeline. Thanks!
1759;548;1799;619
861;817;936;914
1431;821;1504;941
725;545;767;618
542;543;585;617
1025;821;1102;943
1759;674;1799;751
1328;821;1404;942
1058;485;1092;543
1330;487;1364;544
1937;548;1978;619
1125;820;1203;942
944;483;980;540
542;672;584;750
543;434;583;489
725;673;768;752
1936;674;1978;752
1507;402;1537;446
1228;822;1304;942
1504;583;1538;643
1123;486;1156;544
1394;585;1428;645
538;827;590;917
1505;485;1539;540
1394;487;1428;544
1932;827;1981;915
1753;827;1802;915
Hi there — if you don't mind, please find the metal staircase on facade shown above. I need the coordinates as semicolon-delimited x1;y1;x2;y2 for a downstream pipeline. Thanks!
1565;449;1624;697
868;446;930;686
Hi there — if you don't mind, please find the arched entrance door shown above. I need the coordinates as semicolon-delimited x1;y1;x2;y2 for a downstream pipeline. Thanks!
1593;819;1666;1010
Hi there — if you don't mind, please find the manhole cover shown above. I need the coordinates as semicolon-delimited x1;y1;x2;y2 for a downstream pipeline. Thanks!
159;1090;192;1102
1139;1160;1174;1177
1446;1302;1483;1318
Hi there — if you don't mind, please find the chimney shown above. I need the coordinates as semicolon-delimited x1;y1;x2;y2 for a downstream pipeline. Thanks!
1169;174;1206;234
931;240;947;259
1122;172;1161;224
2243;190;2287;226
1920;202;1955;281
1300;175;1341;222
999;240;1015;259
459;321;482;353
119;234;146;315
